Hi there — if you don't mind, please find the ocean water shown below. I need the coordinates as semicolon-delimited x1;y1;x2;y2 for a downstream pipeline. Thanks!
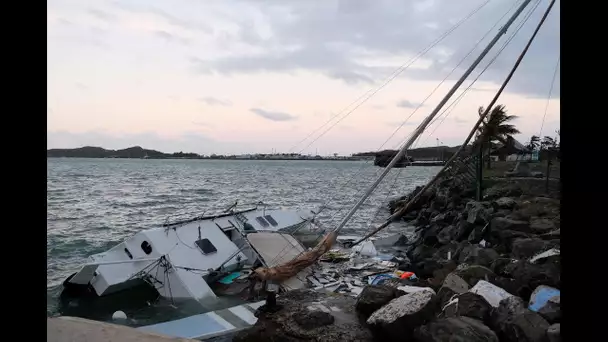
47;158;440;324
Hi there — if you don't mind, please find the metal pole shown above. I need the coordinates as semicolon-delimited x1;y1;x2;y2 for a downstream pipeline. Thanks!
333;0;533;234
347;0;556;248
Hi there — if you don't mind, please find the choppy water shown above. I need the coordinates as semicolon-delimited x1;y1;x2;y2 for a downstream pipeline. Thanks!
47;158;440;325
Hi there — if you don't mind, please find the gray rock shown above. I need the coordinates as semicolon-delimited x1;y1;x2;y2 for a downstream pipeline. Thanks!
466;201;494;225
436;273;469;308
467;223;488;244
409;244;437;262
414;317;498;342
491;217;530;233
530;218;557;233
494;197;517;210
454;265;496;287
505;260;560;300
355;285;404;319
366;289;437;340
547;323;560;342
443;292;492;323
234;289;374;342
512;238;550;260
458;245;499;268
490;296;550;342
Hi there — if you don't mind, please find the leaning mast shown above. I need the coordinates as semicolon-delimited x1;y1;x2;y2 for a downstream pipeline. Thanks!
332;0;534;234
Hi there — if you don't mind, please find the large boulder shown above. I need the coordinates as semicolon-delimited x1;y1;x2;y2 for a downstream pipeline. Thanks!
457;245;499;268
441;292;492;323
511;238;551;260
465;201;494;225
505;260;560;300
436;273;469;308
490;296;550;342
355;285;404;319
488;229;532;254
453;265;497;287
530;218;557;234
409;244;437;262
493;197;517;210
469;280;513;308
490;217;530;233
234;289;374;342
414;317;498;342
366;289;437;340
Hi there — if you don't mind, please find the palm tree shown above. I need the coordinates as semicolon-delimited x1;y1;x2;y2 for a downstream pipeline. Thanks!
525;135;540;153
476;105;520;169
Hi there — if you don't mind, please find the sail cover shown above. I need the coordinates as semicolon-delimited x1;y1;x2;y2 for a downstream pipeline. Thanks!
246;232;309;290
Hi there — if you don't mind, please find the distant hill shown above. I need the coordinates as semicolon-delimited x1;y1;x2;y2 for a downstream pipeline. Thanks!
46;146;188;159
353;145;463;160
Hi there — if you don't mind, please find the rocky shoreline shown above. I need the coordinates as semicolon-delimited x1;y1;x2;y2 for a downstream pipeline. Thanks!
234;174;561;341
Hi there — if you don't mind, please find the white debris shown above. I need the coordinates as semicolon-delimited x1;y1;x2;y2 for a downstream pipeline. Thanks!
351;240;378;257
397;285;436;295
469;280;513;308
530;248;560;264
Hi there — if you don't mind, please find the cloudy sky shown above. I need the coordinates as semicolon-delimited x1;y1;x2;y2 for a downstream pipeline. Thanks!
47;0;560;155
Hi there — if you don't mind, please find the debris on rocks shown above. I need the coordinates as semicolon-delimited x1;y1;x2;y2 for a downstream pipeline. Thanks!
528;285;560;323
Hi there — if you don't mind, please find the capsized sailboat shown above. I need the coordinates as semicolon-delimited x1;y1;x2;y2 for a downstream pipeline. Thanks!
60;202;319;304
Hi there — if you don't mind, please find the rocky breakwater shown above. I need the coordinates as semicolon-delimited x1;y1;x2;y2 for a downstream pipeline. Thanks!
384;176;561;341
235;177;560;341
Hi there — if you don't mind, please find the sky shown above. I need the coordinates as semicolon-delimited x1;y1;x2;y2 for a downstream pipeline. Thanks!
47;0;560;155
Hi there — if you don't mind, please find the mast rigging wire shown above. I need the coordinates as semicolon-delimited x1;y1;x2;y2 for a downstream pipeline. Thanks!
539;54;560;138
348;0;557;248
287;0;495;154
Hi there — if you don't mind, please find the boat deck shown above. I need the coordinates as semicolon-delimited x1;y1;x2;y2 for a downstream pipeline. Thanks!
137;300;265;340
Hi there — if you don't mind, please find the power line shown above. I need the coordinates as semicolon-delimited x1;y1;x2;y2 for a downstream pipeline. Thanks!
539;54;560;138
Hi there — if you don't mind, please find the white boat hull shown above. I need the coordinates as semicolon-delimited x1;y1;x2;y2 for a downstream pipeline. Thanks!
64;208;314;302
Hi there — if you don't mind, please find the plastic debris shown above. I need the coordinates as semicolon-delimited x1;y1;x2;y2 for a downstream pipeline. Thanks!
218;272;241;285
528;285;560;312
368;273;397;285
351;240;378;257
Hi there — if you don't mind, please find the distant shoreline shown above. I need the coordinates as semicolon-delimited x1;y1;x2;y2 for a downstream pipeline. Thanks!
47;156;366;161
47;145;456;164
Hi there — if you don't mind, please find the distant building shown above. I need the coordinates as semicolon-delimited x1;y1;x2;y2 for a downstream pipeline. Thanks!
490;136;538;161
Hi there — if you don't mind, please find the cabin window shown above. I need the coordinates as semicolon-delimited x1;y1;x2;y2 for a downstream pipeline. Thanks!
224;229;232;239
124;248;133;259
141;241;153;255
255;216;270;228
264;215;278;227
195;238;217;255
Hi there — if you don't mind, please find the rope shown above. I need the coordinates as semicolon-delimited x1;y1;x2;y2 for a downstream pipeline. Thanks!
539;54;560;138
